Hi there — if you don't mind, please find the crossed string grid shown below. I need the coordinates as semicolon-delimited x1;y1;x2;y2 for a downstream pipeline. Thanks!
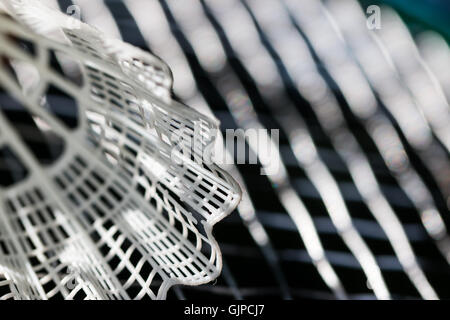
83;0;450;299
0;2;240;300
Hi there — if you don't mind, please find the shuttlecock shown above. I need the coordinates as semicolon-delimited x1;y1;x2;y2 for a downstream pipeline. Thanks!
0;0;241;299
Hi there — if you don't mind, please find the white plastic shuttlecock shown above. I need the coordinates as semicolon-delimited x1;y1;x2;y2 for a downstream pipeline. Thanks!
0;0;241;299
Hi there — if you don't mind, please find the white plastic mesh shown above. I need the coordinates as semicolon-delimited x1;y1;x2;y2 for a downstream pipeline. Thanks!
0;0;241;300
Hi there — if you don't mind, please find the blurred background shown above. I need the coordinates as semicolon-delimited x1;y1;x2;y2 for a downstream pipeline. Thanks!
1;0;450;299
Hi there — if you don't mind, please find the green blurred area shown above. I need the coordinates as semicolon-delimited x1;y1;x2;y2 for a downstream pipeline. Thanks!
358;0;450;43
